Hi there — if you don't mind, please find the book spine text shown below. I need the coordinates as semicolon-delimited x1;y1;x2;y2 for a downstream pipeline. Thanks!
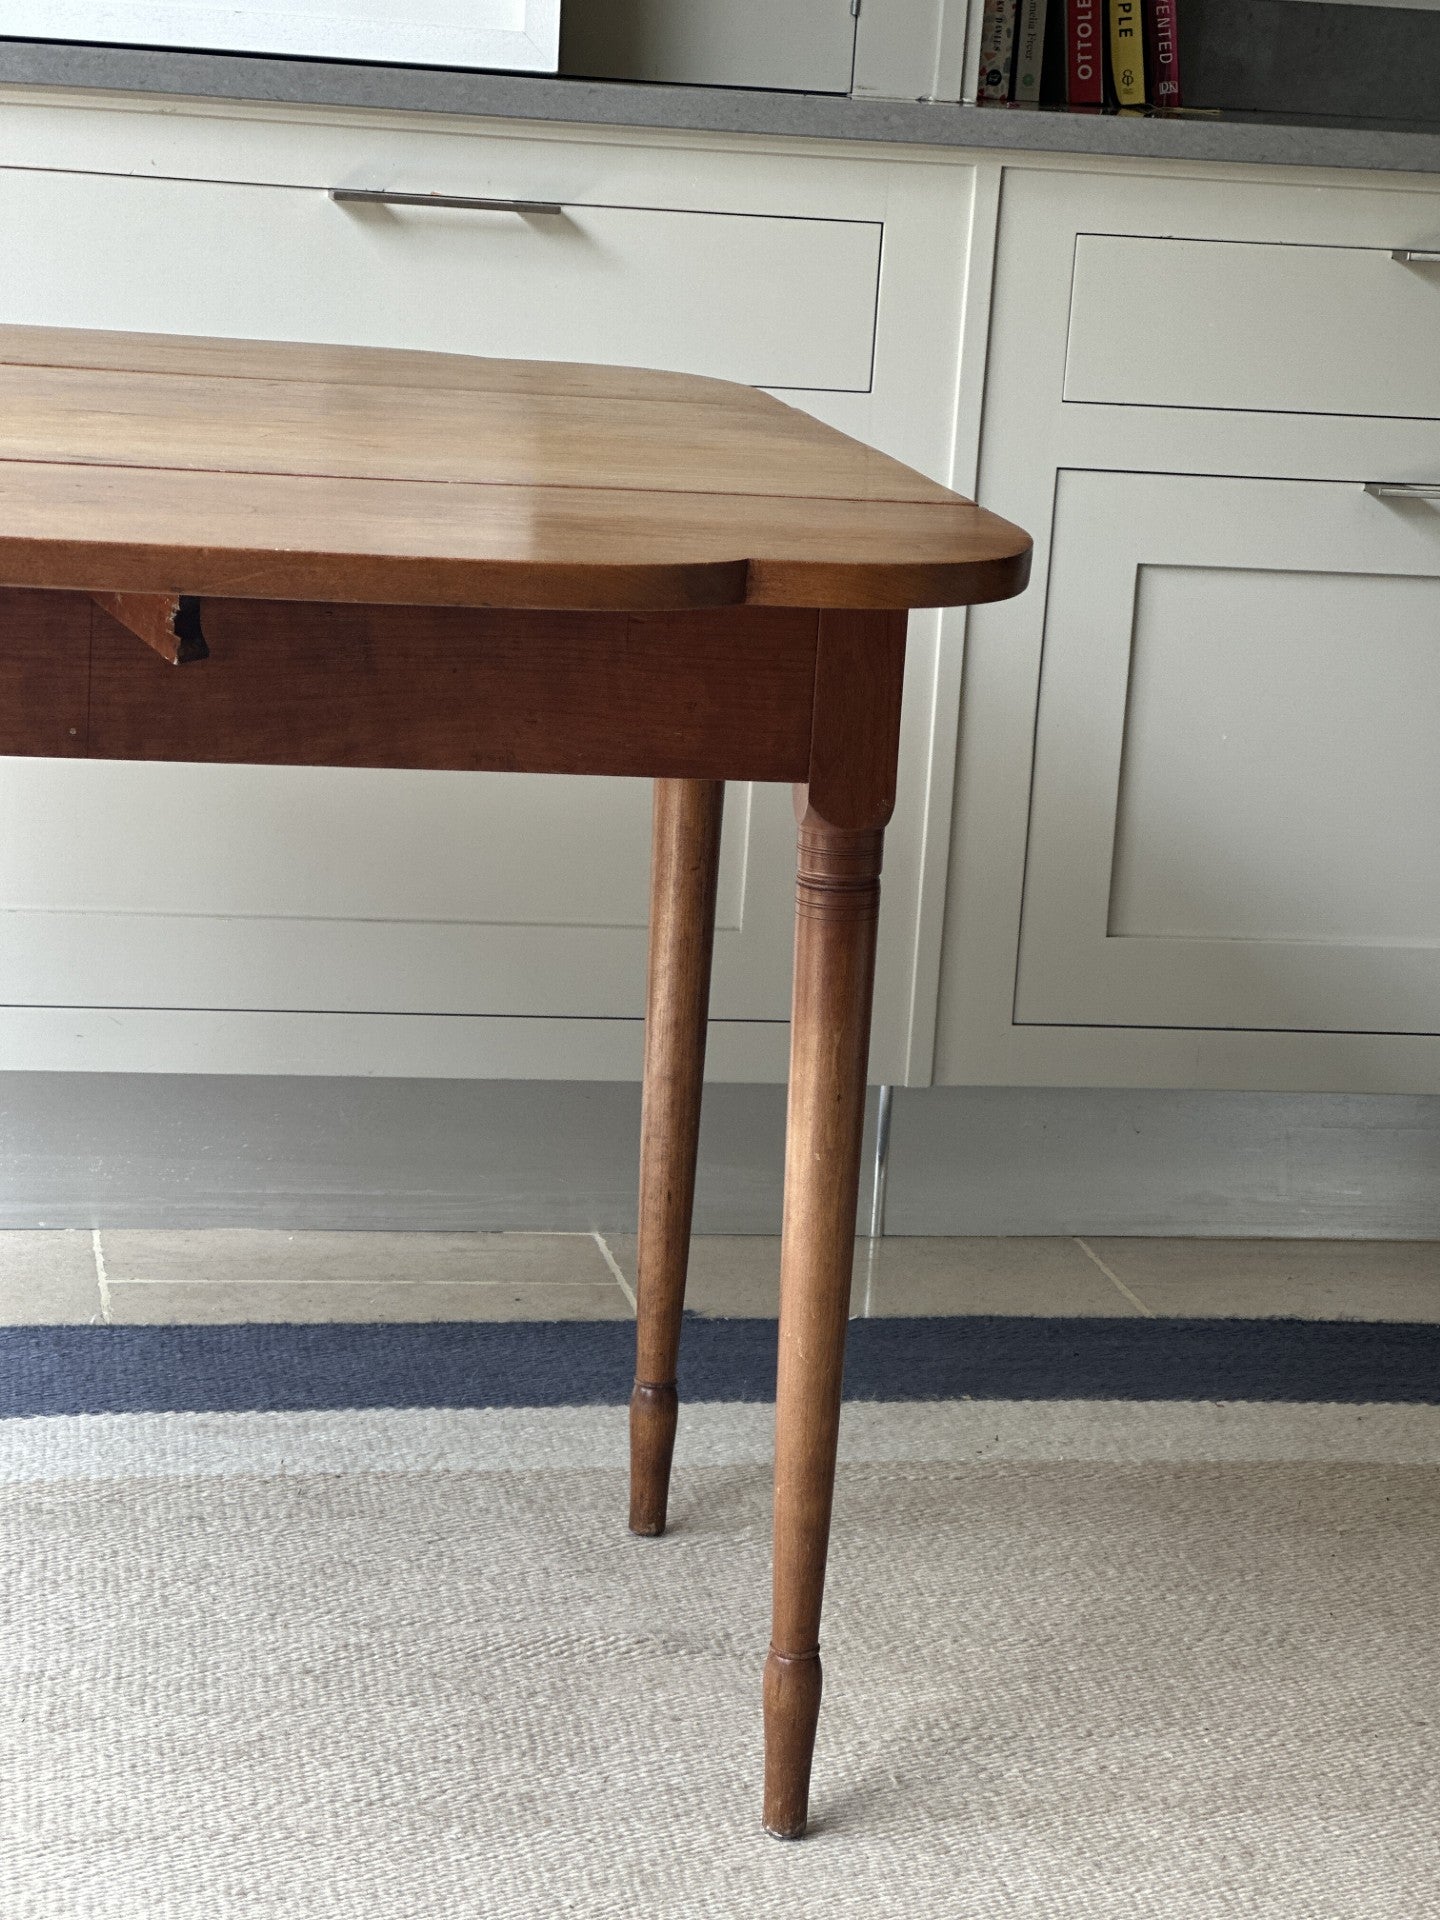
1065;0;1103;103
977;0;1019;102
1108;0;1146;105
1014;0;1050;103
1145;0;1182;107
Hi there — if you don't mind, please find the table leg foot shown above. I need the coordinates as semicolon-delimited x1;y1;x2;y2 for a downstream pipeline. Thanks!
628;1380;679;1536
762;1646;823;1838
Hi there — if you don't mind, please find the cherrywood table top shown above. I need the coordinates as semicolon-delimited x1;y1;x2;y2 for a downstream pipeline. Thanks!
0;327;1031;613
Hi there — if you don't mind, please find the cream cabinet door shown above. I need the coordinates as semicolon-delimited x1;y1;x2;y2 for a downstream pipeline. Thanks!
1016;470;1440;1035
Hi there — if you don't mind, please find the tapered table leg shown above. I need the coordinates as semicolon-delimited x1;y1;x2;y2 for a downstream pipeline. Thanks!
763;806;885;1839
629;778;725;1537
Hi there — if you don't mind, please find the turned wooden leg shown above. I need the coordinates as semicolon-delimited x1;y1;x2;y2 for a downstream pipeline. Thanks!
629;778;725;1537
760;606;906;1839
763;807;885;1838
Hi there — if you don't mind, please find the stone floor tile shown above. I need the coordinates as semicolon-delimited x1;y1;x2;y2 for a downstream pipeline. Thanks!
606;1234;1133;1317
1088;1238;1440;1320
0;1230;102;1325
107;1278;631;1324
99;1228;613;1291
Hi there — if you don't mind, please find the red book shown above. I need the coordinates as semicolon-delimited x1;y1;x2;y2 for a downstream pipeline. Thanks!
1144;0;1182;107
1066;0;1103;103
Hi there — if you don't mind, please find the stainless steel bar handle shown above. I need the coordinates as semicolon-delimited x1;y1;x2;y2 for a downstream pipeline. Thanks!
330;188;565;214
1390;248;1440;263
1364;482;1440;499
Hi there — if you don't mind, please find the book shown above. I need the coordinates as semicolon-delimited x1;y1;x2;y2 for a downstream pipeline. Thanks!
976;0;1019;102
1144;0;1182;107
1065;0;1103;103
1108;0;1146;105
1014;0;1050;104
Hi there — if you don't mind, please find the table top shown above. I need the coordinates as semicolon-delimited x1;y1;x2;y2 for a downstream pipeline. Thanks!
0;326;1030;613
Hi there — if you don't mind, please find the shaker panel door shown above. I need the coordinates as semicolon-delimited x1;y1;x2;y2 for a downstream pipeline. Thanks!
1017;470;1440;1034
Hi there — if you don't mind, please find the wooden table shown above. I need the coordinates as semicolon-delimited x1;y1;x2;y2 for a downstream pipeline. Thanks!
0;325;1030;1837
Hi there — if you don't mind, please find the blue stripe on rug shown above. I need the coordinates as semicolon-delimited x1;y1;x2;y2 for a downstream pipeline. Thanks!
1;1316;1437;1417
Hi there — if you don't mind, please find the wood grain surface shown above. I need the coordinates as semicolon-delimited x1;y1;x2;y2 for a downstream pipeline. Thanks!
0;326;1032;613
0;588;89;758
0;593;816;781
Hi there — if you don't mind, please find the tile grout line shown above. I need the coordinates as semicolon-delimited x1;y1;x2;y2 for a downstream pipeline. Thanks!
91;1228;113;1325
590;1231;637;1313
1074;1237;1155;1318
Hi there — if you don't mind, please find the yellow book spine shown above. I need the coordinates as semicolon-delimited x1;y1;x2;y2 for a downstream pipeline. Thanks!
1108;0;1146;104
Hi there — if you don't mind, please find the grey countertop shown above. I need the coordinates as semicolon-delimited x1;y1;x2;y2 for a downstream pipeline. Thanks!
3;36;1440;176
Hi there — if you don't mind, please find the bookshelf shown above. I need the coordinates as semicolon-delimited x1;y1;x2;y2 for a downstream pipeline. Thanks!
965;0;1440;128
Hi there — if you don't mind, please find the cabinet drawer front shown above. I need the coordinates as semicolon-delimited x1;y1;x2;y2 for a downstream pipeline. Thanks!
1017;470;1440;1035
0;167;880;392
1066;234;1440;420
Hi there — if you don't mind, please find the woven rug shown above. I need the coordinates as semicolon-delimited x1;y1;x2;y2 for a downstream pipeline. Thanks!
2;1318;1438;1919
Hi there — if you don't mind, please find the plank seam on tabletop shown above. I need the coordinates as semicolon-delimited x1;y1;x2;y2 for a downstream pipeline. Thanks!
0;452;968;514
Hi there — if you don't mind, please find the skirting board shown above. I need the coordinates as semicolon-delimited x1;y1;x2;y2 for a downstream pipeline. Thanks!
0;1077;1438;1238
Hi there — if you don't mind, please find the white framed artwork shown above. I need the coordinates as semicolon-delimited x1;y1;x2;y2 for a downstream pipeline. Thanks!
0;0;562;71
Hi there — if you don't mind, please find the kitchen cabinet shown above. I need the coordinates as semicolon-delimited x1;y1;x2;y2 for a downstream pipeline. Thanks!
0;91;976;1081
937;163;1440;1092
3;87;1437;1093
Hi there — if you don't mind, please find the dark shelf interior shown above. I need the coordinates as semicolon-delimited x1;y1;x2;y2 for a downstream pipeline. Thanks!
1017;0;1440;131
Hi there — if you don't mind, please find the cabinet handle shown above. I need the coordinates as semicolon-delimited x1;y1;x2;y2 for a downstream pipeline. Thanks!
330;188;565;215
1364;481;1440;499
1390;248;1440;263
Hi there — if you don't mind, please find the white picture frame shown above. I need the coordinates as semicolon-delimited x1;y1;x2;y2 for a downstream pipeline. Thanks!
0;0;562;72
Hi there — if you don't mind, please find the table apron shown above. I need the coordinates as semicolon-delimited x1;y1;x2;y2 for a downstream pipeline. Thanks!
0;589;820;783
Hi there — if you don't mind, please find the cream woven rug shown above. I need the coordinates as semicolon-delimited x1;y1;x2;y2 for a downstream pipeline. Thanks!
3;1401;1438;1919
